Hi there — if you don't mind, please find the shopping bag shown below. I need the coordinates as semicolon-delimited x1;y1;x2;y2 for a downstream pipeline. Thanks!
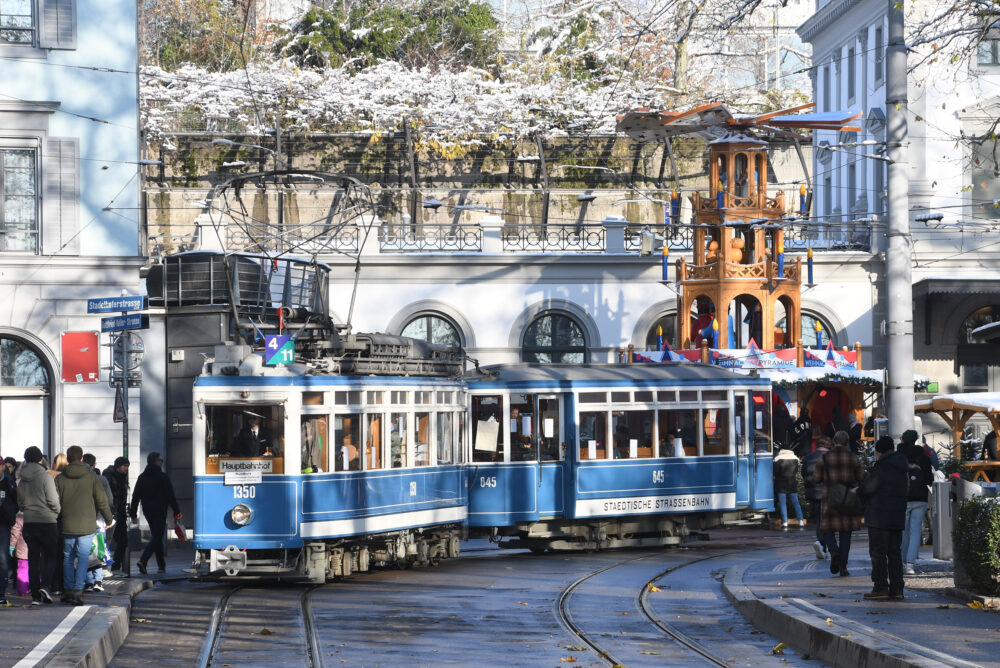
173;514;187;542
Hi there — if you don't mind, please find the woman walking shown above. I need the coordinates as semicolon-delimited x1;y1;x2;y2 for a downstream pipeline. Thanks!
813;430;863;576
773;446;804;528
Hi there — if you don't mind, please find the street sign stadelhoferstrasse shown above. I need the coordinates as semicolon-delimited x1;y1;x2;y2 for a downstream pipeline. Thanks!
87;295;148;313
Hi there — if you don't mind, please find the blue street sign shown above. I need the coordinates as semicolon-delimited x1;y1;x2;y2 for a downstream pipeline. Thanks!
101;313;149;332
88;295;148;314
265;335;295;365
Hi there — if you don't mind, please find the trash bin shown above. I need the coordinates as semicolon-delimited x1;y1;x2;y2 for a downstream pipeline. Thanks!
934;477;987;560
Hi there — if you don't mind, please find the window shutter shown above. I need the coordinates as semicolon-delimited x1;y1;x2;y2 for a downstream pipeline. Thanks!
39;0;77;50
41;137;80;255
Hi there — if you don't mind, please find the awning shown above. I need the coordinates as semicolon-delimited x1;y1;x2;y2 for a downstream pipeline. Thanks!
912;277;1000;299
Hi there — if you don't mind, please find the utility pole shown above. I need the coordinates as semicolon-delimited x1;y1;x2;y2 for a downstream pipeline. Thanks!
885;0;913;439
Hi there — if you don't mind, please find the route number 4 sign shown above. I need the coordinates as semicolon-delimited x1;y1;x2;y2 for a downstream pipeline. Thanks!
264;335;295;365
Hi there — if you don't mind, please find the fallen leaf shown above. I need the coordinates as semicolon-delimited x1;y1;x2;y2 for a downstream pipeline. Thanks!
260;628;274;636
648;584;661;592
937;604;951;609
968;601;985;610
725;627;733;633
131;618;152;623
639;650;660;655
813;592;829;598
560;657;578;663
517;601;529;606
564;646;586;651
825;618;834;627
772;642;787;655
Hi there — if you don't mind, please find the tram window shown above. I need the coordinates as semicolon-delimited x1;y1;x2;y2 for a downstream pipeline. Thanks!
580;392;606;404
538;396;562;461
414;412;431;466
367;391;384;405
634;391;654;403
301;416;328;473
579;411;608;460
657;391;676;403
335;391;362;406
472;395;503;462
334;415;361;471
702;390;727;401
751;392;772;453
437;391;452;404
679;391;698;402
456;411;466;464
391;391;408;405
415;391;433;405
612;410;654;459
611;392;630;403
702;408;730;455
365;413;383;470
511;394;537;461
658;409;699;457
303;392;324;406
437;412;454;464
204;405;285;474
735;396;748;455
390;413;408;467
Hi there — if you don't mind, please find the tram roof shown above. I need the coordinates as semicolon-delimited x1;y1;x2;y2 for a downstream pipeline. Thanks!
467;363;771;388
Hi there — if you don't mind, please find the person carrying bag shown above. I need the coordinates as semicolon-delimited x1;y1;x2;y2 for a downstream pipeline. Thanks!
813;430;864;577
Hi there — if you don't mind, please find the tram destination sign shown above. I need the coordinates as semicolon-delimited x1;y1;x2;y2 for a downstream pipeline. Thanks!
101;313;149;333
87;295;148;313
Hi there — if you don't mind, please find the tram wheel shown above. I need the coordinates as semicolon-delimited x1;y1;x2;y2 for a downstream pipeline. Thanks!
530;547;547;555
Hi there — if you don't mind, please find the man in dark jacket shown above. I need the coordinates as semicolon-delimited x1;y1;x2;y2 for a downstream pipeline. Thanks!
858;436;909;601
102;457;130;575
802;436;831;559
55;446;113;605
0;462;17;605
900;429;933;574
790;408;813;458
129;452;181;574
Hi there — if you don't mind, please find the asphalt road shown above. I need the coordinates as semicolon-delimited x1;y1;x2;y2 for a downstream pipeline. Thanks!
111;532;827;667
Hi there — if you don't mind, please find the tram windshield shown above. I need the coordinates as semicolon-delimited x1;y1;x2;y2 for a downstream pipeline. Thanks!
204;404;286;474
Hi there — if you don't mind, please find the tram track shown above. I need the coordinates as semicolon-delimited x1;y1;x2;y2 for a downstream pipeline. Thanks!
557;543;800;667
197;585;323;668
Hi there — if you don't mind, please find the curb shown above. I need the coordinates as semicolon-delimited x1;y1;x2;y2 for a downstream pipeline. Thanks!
943;587;1000;610
722;562;982;668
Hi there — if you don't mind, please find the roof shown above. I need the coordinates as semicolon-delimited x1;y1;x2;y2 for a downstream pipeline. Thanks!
914;392;1000;416
912;276;1000;299
466;363;770;388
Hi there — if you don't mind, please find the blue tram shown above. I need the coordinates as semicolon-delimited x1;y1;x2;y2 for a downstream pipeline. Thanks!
466;364;775;550
190;342;775;581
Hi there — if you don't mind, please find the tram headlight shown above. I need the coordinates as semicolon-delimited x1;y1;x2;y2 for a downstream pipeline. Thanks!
230;503;253;526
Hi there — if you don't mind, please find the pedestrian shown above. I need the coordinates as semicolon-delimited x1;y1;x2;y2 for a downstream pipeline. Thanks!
803;435;832;559
17;446;60;605
55;446;113;606
921;436;940;471
4;457;17;478
772;403;794;452
82;453;113;592
47;453;68;479
45;451;67;597
790;408;813;458
0;457;17;605
899;430;933;574
9;512;30;596
858;435;909;600
813;430;863;577
773;446;804;529
102;457;130;575
129;452;181;575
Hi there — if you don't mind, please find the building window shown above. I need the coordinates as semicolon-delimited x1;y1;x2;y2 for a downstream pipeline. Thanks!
847;47;856;99
873;161;885;216
823;176;832;217
874;27;884;82
522;312;587;364
1;337;48;386
401;313;461;348
645;314;676;350
847;164;856;211
0;0;33;44
0;147;37;252
978;27;1000;66
958;306;1000;392
822;65;830;112
801;312;836;349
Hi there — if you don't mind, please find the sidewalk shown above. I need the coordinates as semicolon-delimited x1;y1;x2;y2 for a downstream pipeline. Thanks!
0;542;193;667
725;536;999;668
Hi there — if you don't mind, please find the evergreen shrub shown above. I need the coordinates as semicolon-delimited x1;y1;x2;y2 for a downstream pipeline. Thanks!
953;497;1000;596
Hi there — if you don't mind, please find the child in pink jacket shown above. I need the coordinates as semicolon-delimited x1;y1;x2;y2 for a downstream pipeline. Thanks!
9;512;29;597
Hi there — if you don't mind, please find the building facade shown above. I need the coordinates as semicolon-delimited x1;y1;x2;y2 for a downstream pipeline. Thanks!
0;0;142;468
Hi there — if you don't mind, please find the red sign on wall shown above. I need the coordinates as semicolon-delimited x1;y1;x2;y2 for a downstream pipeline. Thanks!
61;331;99;383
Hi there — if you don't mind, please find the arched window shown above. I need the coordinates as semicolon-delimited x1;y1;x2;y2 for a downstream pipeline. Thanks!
801;312;836;349
0;336;52;459
522;312;587;363
644;314;676;350
401;313;461;348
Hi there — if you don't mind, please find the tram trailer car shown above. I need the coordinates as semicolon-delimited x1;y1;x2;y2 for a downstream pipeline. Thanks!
466;364;775;551
190;338;469;583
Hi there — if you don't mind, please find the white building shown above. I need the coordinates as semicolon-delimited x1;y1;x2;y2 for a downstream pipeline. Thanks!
0;0;142;467
798;0;1000;440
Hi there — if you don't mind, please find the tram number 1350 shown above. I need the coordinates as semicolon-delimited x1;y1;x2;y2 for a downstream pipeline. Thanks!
233;485;256;499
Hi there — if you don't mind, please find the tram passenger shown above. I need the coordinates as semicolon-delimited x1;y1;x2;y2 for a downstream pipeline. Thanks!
301;419;322;473
231;411;276;457
612;412;631;459
510;408;535;461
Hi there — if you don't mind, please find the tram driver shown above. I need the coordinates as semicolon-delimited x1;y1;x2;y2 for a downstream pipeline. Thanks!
232;410;278;457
